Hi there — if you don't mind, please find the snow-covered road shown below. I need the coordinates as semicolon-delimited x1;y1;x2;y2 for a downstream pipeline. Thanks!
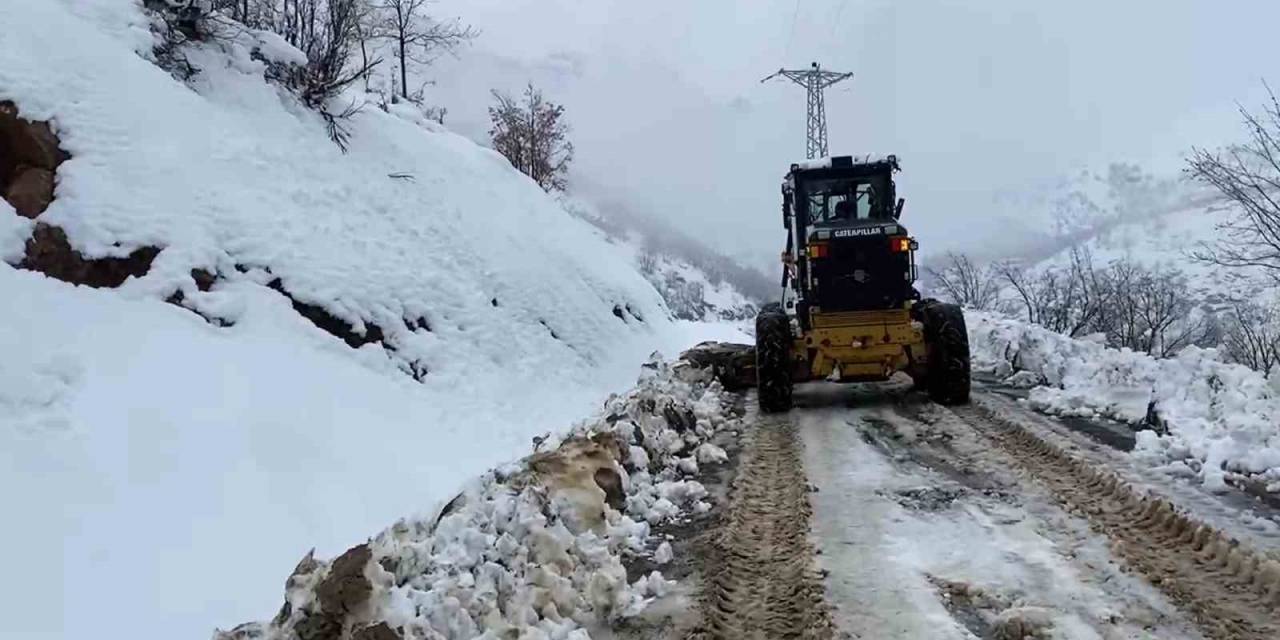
622;380;1280;640
799;382;1203;639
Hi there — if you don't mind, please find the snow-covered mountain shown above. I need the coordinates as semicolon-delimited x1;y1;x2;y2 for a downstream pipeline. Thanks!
0;2;746;638
989;163;1194;260
992;160;1271;305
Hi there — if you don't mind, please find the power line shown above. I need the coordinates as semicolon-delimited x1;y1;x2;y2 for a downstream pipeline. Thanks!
762;62;854;159
825;0;849;55
783;0;800;60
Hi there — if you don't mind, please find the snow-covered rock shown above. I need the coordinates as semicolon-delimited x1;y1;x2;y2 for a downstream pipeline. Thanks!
696;442;729;464
652;541;674;565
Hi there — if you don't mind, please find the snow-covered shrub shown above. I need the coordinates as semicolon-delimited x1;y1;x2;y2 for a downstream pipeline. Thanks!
144;0;215;79
628;246;759;324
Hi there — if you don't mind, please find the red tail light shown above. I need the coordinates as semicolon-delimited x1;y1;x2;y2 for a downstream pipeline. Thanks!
889;236;915;253
807;242;829;258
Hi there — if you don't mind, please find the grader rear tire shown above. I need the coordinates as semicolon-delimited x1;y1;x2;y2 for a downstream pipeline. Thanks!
755;303;793;413
921;302;971;405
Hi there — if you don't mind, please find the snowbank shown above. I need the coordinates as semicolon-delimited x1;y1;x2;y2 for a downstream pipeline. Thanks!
214;357;740;640
968;311;1280;493
0;2;746;638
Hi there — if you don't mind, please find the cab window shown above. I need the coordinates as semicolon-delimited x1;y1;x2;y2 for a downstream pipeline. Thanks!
806;180;881;224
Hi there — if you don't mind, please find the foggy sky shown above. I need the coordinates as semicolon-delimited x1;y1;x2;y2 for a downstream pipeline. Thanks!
427;0;1280;273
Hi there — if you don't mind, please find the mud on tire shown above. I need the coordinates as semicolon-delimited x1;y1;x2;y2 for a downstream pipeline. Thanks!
919;301;971;405
755;303;793;413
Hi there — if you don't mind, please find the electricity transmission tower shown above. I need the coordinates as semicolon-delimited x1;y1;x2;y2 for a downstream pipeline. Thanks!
762;62;853;159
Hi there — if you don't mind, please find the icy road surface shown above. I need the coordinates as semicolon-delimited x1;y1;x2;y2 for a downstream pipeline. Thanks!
799;383;1202;639
617;380;1280;640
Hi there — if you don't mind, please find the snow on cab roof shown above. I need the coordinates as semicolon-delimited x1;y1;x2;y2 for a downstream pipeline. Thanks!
792;154;900;170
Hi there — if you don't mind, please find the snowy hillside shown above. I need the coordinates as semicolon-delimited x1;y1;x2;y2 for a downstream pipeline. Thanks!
561;196;768;326
0;2;744;638
639;252;760;324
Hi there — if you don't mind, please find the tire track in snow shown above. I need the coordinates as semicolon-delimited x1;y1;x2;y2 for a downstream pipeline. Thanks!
951;402;1280;640
690;416;835;640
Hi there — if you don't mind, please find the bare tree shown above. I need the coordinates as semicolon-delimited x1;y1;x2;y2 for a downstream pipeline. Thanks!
489;83;574;192
153;1;383;150
925;253;1004;311
352;1;379;92
1187;86;1280;281
1104;261;1215;357
1064;247;1115;337
1222;302;1280;375
998;248;1112;337
997;262;1074;332
371;0;475;101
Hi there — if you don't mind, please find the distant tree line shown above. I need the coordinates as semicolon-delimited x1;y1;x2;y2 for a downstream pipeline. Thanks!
927;250;1219;359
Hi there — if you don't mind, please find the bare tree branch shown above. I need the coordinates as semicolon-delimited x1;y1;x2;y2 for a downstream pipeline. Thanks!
1187;84;1280;283
371;0;476;100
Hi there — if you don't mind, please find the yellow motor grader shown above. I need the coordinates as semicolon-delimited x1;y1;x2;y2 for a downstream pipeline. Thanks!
755;154;970;411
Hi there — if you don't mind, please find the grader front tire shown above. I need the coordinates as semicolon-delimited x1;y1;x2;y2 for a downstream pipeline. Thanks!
921;302;971;406
755;304;794;413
